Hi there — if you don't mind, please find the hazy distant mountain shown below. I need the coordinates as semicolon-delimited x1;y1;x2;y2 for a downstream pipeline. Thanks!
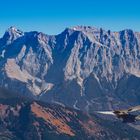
0;26;140;112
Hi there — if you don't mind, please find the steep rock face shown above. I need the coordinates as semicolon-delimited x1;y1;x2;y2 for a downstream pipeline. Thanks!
0;26;140;111
0;29;54;97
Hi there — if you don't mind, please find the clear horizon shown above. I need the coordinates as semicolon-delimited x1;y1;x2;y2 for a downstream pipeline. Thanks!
0;0;140;37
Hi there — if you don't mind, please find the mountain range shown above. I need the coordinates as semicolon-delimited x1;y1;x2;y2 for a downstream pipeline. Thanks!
0;26;140;112
0;26;140;139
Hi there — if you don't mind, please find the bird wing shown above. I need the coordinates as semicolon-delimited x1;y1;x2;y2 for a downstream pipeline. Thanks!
127;105;140;112
96;105;140;116
135;115;140;120
96;111;115;115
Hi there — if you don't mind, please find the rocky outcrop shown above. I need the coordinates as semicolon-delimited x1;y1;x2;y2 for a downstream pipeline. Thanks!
0;96;140;140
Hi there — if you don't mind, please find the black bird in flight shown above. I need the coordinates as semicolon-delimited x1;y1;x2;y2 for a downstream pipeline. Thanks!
97;105;140;123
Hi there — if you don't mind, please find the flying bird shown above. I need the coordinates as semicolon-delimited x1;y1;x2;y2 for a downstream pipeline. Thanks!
97;105;140;123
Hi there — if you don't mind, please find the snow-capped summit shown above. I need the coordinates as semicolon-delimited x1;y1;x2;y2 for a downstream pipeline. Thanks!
1;26;24;45
71;25;99;31
6;26;24;37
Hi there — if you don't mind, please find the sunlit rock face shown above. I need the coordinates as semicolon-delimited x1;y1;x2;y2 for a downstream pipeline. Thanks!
0;26;140;111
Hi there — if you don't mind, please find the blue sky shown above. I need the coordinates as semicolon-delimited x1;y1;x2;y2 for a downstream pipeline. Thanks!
0;0;140;36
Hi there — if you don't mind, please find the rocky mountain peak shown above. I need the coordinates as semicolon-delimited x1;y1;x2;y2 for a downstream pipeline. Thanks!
70;26;99;32
6;26;24;37
1;26;24;45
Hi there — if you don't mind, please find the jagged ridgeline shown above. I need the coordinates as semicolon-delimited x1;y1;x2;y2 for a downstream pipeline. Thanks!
0;26;140;111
